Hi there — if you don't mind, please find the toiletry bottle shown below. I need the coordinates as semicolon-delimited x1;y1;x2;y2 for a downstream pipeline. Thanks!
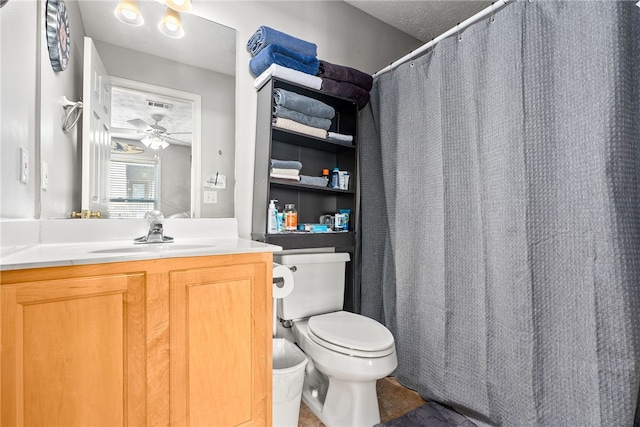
284;204;298;231
331;168;340;188
277;211;284;232
268;200;278;233
322;168;330;186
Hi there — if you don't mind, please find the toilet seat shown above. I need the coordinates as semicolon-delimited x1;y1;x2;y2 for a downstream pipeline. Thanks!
307;311;395;358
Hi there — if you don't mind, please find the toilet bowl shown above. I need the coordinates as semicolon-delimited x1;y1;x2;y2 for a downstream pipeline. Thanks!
274;252;398;427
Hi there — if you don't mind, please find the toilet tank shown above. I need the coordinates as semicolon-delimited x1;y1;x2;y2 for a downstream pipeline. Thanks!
274;252;351;321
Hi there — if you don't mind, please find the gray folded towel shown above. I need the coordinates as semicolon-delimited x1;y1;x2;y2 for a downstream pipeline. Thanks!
273;105;332;130
299;175;329;187
270;158;303;170
327;132;353;143
274;88;335;119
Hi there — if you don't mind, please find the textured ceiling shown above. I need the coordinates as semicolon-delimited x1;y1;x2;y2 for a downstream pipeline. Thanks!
344;0;492;42
110;86;193;146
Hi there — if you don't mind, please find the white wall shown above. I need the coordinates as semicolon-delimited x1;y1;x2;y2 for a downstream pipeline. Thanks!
38;0;85;218
192;1;422;238
0;0;421;235
1;0;39;218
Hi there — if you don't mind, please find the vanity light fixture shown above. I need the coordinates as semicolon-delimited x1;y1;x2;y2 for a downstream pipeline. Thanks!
158;7;185;39
114;0;144;26
164;0;192;13
141;135;170;150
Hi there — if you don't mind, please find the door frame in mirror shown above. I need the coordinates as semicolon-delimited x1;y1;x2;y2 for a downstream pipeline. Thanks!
107;77;202;218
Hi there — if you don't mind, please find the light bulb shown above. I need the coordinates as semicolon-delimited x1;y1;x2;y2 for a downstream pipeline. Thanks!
158;7;184;39
114;0;144;26
164;0;192;13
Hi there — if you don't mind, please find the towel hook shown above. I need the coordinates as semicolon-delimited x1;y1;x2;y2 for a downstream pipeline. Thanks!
62;96;83;133
456;23;463;42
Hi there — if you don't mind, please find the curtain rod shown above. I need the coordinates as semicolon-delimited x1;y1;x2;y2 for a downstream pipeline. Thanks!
373;0;514;78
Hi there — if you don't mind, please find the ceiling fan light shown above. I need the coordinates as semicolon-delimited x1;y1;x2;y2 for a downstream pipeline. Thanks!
164;0;192;13
142;134;170;150
158;7;185;39
114;0;144;26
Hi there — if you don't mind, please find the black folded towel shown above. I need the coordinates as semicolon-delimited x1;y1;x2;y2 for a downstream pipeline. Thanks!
320;78;370;109
317;60;373;92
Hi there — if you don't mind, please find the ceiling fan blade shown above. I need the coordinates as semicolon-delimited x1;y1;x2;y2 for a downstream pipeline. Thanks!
166;131;193;136
113;134;145;141
111;127;145;141
127;118;153;131
111;127;141;135
161;134;192;145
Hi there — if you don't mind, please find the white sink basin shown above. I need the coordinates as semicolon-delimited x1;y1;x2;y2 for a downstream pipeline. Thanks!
90;243;215;254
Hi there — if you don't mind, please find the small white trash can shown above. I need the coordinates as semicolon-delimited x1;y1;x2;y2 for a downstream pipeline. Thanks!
273;338;308;427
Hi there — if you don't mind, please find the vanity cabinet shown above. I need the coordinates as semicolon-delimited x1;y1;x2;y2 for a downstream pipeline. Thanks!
1;252;272;427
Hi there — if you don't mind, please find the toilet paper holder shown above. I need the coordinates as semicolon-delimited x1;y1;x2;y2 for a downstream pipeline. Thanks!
273;276;286;288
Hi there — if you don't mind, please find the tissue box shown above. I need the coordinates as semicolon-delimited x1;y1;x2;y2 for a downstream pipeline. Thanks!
297;223;329;232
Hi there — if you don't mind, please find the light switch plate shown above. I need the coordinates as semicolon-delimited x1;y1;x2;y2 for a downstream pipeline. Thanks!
41;161;49;191
20;147;29;184
204;190;217;204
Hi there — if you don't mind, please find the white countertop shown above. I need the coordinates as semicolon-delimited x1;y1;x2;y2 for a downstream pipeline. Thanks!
1;218;281;271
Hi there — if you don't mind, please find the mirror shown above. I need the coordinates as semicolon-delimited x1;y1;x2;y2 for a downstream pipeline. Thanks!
77;0;236;218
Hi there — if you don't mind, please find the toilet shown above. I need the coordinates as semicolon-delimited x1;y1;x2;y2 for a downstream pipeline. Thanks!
274;252;398;427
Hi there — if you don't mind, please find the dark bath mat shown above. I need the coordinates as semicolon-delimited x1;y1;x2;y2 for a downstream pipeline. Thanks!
375;401;477;427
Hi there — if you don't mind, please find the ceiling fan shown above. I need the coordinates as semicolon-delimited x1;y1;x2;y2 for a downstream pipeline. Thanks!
113;114;192;150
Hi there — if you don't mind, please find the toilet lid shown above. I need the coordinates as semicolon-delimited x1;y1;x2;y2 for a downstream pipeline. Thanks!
308;311;395;357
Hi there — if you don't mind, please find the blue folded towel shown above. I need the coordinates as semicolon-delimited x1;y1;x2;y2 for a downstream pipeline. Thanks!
273;106;332;130
274;88;335;119
249;44;319;78
271;159;303;170
247;26;317;57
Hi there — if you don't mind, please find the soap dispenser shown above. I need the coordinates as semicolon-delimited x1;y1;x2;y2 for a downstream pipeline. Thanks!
268;200;279;233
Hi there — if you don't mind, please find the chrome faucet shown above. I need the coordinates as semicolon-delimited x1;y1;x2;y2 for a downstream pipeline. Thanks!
134;210;174;244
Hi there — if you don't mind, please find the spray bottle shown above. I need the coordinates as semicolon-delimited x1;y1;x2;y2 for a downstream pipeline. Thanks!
268;200;278;233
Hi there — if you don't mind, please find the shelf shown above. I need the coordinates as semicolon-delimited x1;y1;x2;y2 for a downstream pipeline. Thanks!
253;76;358;254
272;128;355;153
270;178;354;194
272;79;358;112
253;231;356;250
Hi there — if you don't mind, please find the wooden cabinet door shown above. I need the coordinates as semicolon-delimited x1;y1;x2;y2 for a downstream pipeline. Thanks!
169;258;271;426
1;271;146;427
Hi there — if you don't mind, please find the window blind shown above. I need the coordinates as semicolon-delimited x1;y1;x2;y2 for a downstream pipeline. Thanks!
109;160;158;218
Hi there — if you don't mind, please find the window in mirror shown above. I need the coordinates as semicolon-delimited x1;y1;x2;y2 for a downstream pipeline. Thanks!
109;158;159;218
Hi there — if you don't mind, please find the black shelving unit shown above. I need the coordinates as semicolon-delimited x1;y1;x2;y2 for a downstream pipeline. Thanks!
252;77;359;311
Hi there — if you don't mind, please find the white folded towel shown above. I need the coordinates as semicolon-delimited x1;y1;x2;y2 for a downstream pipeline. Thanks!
272;117;327;139
271;168;300;176
270;173;301;181
254;64;323;91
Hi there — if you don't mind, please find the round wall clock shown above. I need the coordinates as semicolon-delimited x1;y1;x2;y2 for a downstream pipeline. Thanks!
46;0;71;72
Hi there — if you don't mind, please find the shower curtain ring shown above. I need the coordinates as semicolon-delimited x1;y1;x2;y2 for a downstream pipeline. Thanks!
490;2;496;23
409;50;415;67
456;23;463;42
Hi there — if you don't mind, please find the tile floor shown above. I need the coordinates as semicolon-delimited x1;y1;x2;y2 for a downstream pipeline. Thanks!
297;376;426;426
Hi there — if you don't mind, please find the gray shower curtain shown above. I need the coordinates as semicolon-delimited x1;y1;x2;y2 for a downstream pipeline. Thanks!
359;1;640;426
